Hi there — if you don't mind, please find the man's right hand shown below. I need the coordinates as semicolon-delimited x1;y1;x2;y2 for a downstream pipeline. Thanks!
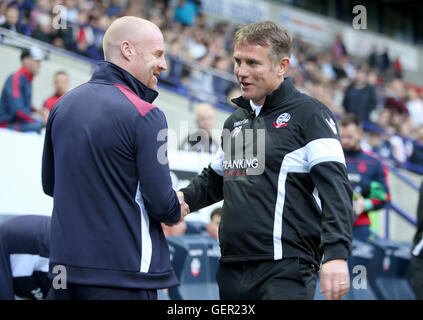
165;191;190;226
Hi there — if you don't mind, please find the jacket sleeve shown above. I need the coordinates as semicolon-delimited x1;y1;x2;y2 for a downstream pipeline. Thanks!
310;162;355;263
305;103;355;263
363;162;390;212
41;109;55;197
135;109;180;224
8;75;36;122
180;147;224;212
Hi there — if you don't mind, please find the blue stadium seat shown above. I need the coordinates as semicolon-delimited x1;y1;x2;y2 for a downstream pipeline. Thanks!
167;235;220;300
185;221;207;235
343;239;379;300
366;239;415;300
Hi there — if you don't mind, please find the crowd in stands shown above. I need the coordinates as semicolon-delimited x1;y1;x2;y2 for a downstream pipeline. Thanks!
1;0;423;172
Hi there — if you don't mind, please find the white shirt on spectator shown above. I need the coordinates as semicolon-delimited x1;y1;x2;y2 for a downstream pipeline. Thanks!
407;99;423;127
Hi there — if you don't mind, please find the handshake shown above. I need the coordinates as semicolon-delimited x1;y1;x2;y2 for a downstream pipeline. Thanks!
166;191;190;226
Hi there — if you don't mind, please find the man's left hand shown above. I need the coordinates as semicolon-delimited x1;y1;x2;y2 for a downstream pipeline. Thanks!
319;259;350;300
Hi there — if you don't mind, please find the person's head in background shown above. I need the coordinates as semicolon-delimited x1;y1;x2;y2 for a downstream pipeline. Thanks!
5;5;19;27
367;131;383;150
21;47;43;76
377;108;392;129
53;71;70;96
353;69;367;87
195;103;216;136
206;207;222;240
233;20;291;106
161;221;187;237
102;16;167;90
339;114;363;153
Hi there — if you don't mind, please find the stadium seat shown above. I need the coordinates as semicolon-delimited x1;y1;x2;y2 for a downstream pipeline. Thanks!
343;239;379;300
185;220;207;235
167;235;220;300
366;239;416;300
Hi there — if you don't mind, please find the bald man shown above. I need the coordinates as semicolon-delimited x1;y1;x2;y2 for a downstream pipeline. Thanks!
42;17;189;300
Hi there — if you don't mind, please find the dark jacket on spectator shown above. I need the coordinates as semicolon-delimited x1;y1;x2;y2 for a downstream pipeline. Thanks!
343;83;377;123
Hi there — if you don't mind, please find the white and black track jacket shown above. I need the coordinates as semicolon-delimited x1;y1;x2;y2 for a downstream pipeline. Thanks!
181;78;354;266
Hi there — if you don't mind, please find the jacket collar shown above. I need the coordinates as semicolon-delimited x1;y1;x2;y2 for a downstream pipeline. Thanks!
231;77;298;113
90;61;158;103
18;66;34;82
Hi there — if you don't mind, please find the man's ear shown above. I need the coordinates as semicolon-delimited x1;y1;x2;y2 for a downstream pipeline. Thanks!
120;41;133;61
278;57;290;77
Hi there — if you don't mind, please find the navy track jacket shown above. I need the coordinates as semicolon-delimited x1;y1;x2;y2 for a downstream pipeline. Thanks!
42;61;181;289
0;66;36;124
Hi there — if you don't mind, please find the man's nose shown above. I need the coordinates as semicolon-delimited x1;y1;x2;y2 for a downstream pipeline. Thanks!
159;56;167;71
236;63;248;78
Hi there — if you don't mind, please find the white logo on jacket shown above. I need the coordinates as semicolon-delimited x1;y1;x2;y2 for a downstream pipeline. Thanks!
325;118;337;135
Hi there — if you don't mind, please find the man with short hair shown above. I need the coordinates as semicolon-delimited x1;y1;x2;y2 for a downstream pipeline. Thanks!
42;16;189;300
178;21;354;300
1;5;30;36
40;71;71;123
43;71;70;111
0;47;44;133
339;113;390;241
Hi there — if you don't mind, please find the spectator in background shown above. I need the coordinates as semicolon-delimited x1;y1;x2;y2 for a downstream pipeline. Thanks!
186;53;216;103
409;125;423;172
0;1;7;25
213;55;235;103
31;13;53;43
174;0;198;27
379;47;391;78
186;28;208;60
362;130;395;163
368;44;379;71
204;207;221;240
1;5;30;36
331;33;347;61
390;117;414;165
180;103;219;154
384;78;408;115
64;0;79;24
406;88;423;128
339;114;390;241
343;69;377;123
89;15;111;60
29;0;50;31
0;47;44;133
41;71;70;123
393;56;403;79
